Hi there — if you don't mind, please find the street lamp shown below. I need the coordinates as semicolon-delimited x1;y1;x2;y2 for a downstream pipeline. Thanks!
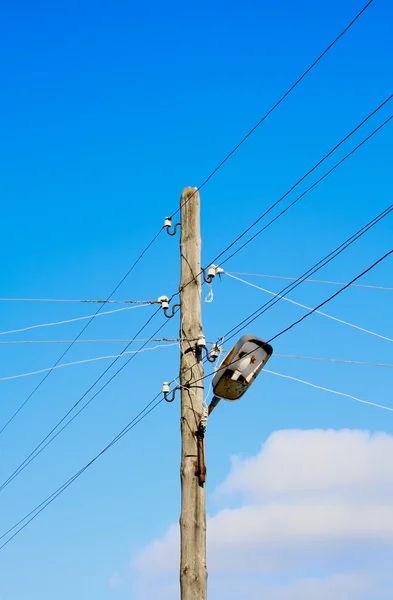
208;334;273;414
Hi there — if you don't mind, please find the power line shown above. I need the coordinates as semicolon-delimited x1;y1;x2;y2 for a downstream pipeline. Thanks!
274;355;393;367
0;337;207;345
0;343;179;382
1;28;361;458
8;253;393;551
161;147;393;414
227;272;393;291
264;369;393;412
0;306;162;440
223;202;393;341
0;312;173;493
4;351;392;553
0;298;158;304
218;112;393;268
0;392;164;551
265;250;393;344
7;226;164;419
225;273;393;343
172;203;393;398
171;99;392;303
16;83;376;477
55;0;375;328
191;249;393;389
4;315;392;551
0;304;151;337
0;0;379;549
8;247;390;548
266;250;393;345
171;0;375;219
210;93;391;267
3;247;391;549
2;0;376;424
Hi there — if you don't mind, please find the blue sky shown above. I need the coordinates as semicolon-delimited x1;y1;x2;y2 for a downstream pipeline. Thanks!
0;0;392;598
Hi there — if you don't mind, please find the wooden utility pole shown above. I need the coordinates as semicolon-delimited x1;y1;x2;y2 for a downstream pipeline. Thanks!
179;187;207;600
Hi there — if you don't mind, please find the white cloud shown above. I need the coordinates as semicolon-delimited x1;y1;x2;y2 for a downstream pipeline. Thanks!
133;429;393;599
207;572;390;600
216;429;393;502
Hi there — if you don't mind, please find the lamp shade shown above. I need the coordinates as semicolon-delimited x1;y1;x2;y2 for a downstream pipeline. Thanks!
212;335;273;401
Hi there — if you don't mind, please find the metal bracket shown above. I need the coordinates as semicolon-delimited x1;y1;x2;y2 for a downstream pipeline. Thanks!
162;382;180;403
158;296;180;319
164;216;181;236
164;303;180;319
202;264;224;284
202;342;222;363
207;395;221;415
195;425;206;485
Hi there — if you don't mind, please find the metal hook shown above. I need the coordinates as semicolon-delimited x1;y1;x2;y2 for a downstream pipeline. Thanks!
202;342;222;363
162;382;180;403
205;349;217;363
164;216;181;236
201;264;224;284
201;267;214;284
163;303;180;319
158;296;180;319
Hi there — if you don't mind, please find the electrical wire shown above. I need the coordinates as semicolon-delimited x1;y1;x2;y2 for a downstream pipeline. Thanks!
0;0;380;546
0;309;170;491
0;306;162;440
2;0;377;425
1;0;376;415
170;100;392;303
227;272;393;291
0;304;150;337
223;202;393;341
264;369;393;412
225;273;393;343
4;273;389;548
11;10;380;351
218;113;393;268
5;249;388;547
274;355;393;367
189;249;393;389
2;251;391;550
6;227;164;423
0;337;217;345
1;217;389;549
171;0;376;219
0;330;184;548
170;201;393;403
0;392;164;551
0;343;179;382
151;117;393;422
0;298;157;304
267;250;393;345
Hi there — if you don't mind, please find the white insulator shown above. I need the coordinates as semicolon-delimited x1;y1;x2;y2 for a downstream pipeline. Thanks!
210;343;221;360
207;265;217;279
162;381;170;394
207;264;224;279
164;216;172;228
197;336;207;348
158;295;170;310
